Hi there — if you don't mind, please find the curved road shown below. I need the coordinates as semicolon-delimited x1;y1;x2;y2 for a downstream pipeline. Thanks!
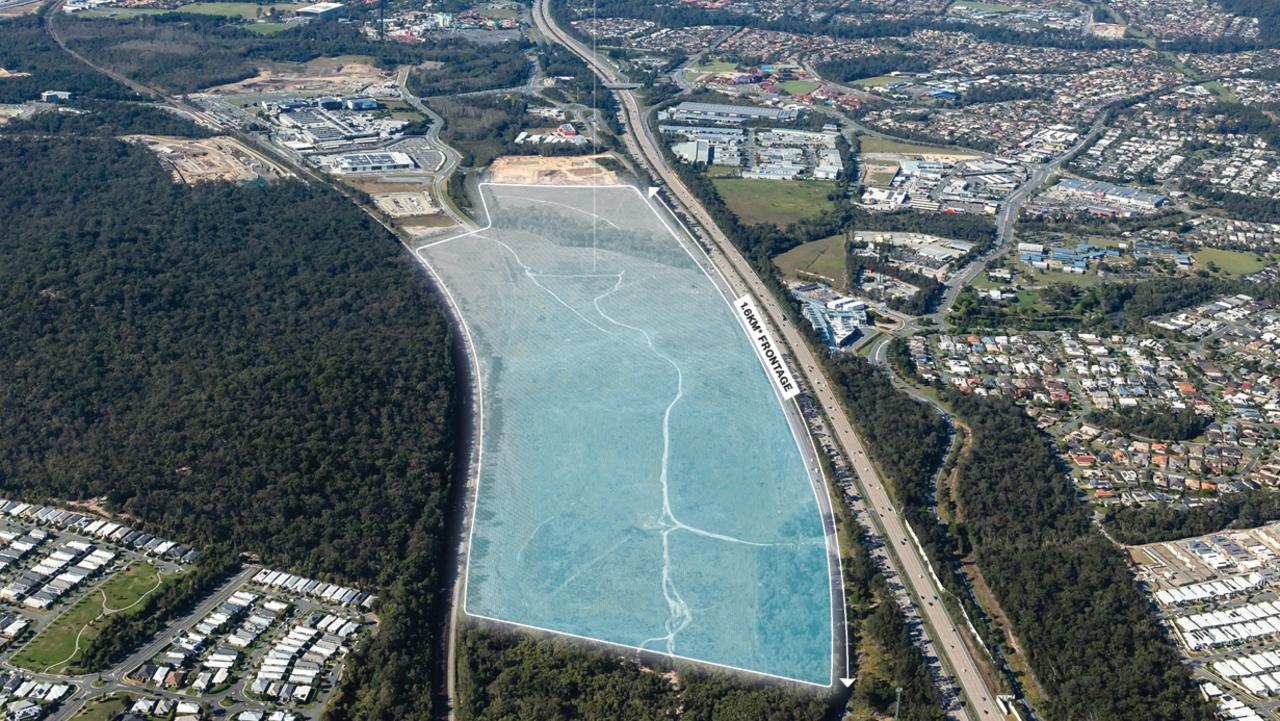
394;66;466;226
531;2;1004;718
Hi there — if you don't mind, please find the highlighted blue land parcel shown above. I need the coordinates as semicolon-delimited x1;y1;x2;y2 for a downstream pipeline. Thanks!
419;184;834;684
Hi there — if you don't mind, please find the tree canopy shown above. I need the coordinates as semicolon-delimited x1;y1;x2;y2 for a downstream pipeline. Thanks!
0;135;458;721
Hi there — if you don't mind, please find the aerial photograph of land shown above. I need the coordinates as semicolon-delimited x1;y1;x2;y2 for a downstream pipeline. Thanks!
3;0;1280;719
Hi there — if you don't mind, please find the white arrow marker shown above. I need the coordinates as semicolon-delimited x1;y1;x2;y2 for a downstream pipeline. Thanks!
647;186;659;199
840;677;855;688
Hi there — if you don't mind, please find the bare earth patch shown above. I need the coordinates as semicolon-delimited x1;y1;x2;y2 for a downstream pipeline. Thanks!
124;134;292;183
486;154;619;185
0;2;39;17
205;60;390;95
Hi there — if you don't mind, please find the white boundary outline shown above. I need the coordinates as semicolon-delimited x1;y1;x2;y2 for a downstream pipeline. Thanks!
414;182;840;688
652;193;852;684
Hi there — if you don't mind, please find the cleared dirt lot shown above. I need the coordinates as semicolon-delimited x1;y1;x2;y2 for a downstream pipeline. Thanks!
0;2;39;17
125;135;291;184
486;154;620;185
206;56;395;96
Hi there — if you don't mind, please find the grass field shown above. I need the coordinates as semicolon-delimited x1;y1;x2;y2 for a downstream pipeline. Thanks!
862;163;900;186
683;60;738;84
82;1;302;19
1201;80;1239;102
712;177;834;226
70;696;131;721
476;3;519;19
968;271;1000;290
775;234;847;282
1195;247;1267;276
390;110;426;122
11;563;169;674
950;0;1021;12
694;60;737;74
777;80;821;95
851;75;900;87
1012;289;1044;311
80;7;165;17
858;134;980;157
1024;269;1102;287
176;2;305;17
242;21;292;33
311;54;377;66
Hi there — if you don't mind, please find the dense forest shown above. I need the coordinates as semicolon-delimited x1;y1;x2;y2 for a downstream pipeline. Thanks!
560;0;1138;49
1104;491;1280;545
0;16;134;103
455;500;948;721
536;43;622;136
429;93;529;167
406;40;532;96
456;627;842;721
0;136;458;721
1183;180;1280;224
822;355;949;536
950;274;1233;331
56;14;528;94
77;552;238;670
1085;407;1212;442
945;393;1213;721
815;53;931;83
0;99;213;137
846;252;943;315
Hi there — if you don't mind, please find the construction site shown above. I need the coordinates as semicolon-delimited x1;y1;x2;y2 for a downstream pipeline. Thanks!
127;135;291;184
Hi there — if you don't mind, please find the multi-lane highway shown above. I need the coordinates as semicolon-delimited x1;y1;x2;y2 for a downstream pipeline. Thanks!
531;1;1005;717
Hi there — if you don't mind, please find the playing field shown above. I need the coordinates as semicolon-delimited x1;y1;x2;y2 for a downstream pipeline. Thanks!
172;1;305;17
778;80;821;95
950;0;1021;12
694;60;737;74
1195;247;1267;276
775;235;847;283
11;563;168;673
81;1;302;19
858;134;980;157
476;3;519;19
712;177;834;226
852;75;900;87
421;184;834;684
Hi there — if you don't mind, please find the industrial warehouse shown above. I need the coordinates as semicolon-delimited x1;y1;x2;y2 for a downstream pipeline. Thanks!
663;124;844;181
659;100;800;125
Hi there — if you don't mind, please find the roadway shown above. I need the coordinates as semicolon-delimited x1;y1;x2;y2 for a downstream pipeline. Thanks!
0;0;40;13
394;67;467;226
942;114;1110;317
19;565;267;721
531;1;1004;717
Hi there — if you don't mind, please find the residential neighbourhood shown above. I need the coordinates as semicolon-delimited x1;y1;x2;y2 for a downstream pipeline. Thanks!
0;502;374;721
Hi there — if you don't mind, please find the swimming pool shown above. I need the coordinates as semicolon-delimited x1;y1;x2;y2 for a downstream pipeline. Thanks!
420;183;834;684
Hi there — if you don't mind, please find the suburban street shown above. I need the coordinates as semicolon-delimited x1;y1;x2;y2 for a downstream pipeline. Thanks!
531;1;1006;717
